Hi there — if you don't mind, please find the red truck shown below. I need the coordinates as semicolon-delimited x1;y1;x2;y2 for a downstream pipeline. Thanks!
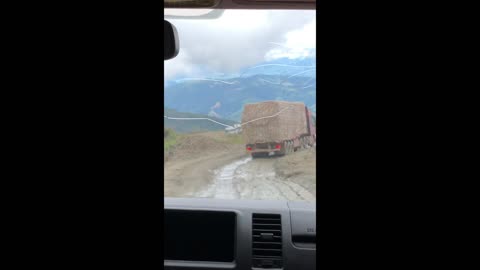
241;101;316;158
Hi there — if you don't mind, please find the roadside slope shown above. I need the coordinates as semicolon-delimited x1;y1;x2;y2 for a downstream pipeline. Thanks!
273;148;316;197
164;131;247;197
164;131;317;200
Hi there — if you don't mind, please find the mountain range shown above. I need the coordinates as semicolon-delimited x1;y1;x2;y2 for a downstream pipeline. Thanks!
165;57;316;122
164;108;237;133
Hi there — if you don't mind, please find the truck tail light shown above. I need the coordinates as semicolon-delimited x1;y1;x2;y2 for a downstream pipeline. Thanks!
246;146;252;151
275;144;281;149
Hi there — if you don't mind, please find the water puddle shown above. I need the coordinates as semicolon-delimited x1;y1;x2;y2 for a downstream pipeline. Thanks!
195;157;252;199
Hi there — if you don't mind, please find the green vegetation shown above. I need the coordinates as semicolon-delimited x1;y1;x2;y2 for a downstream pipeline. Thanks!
164;128;179;152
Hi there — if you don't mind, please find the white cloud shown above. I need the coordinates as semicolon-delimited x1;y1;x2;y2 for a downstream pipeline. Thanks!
165;10;316;80
211;101;221;110
265;19;316;60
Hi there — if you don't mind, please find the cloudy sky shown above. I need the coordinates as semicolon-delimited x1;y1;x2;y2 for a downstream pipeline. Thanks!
164;9;316;80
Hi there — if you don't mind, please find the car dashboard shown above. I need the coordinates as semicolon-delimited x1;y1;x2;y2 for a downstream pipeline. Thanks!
164;198;316;270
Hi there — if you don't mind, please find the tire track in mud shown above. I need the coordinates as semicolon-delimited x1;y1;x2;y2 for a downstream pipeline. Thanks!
195;157;252;200
191;156;315;202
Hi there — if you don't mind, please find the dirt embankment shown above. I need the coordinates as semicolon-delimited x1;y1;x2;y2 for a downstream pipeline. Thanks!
273;147;316;196
164;132;247;197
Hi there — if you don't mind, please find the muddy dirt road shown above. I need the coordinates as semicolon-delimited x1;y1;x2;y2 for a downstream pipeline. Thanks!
190;156;315;202
164;132;316;202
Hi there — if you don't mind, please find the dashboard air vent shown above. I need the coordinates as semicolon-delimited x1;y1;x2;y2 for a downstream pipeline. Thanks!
252;213;282;268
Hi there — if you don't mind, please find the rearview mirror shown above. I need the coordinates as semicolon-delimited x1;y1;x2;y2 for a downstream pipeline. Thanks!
164;20;179;60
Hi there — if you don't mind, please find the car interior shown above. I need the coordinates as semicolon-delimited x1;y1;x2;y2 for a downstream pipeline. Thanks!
164;1;316;269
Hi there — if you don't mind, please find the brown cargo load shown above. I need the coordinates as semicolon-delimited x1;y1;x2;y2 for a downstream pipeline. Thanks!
241;101;308;144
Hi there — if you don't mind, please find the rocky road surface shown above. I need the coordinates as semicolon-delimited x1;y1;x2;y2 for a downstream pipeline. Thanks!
190;156;315;202
164;132;316;202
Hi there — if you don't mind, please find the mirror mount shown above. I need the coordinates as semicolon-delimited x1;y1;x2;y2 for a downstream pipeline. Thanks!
164;20;179;61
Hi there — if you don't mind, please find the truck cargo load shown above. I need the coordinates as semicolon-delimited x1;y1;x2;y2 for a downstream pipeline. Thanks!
241;101;315;157
242;101;307;143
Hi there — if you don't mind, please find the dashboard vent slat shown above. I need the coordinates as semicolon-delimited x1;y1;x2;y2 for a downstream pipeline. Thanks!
252;213;282;268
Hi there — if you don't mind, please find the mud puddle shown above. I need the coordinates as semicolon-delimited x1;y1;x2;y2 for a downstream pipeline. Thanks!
191;156;315;202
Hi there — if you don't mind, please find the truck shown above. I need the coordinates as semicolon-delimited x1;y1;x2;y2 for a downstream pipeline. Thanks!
241;101;316;158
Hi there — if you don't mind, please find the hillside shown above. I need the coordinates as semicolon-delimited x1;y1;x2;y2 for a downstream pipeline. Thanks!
164;108;237;133
165;74;316;121
165;56;316;121
167;57;316;83
238;57;316;78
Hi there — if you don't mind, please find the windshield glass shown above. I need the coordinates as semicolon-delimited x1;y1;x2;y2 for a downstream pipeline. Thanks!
164;9;316;202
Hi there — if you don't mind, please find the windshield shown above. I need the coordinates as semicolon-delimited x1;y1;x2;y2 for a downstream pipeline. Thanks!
164;9;316;202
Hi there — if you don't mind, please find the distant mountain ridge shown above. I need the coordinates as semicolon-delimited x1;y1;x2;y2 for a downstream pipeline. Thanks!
168;56;316;84
164;108;237;133
165;74;316;121
239;57;316;78
165;56;316;121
